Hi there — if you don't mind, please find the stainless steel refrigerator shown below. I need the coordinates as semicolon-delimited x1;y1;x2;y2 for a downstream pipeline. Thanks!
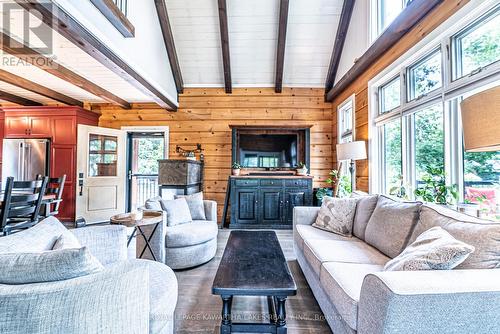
2;139;50;184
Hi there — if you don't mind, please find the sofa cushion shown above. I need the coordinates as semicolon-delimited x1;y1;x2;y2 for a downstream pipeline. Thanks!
303;239;389;276
409;205;500;269
313;197;357;237
145;197;163;211
175;192;206;220
165;221;218;248
0;247;104;284
352;194;378;240
161;198;193;226
384;226;475;271
0;216;67;253
294;224;354;251
320;262;383;330
365;196;422;258
145;260;178;333
52;232;82;250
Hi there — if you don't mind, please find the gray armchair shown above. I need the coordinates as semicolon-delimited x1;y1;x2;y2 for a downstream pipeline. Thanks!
0;217;178;334
140;198;218;269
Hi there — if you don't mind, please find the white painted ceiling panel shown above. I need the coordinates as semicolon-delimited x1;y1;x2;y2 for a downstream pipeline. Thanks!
167;0;224;87
284;0;342;87
0;80;57;104
228;0;279;86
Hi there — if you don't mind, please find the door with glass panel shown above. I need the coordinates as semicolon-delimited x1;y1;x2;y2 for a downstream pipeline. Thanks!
128;133;166;211
76;125;127;223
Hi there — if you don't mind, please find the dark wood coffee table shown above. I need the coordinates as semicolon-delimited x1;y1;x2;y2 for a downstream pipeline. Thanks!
212;230;297;334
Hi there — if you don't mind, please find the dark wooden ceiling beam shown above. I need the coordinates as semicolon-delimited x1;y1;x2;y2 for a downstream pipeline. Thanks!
217;0;232;94
0;69;83;106
15;0;178;110
0;32;131;109
325;0;356;92
275;0;290;93
89;0;135;37
154;0;183;94
0;90;43;106
326;0;444;102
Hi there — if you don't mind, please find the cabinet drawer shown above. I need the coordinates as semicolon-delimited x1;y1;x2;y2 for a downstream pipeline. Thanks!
234;179;259;187
285;179;309;187
260;179;283;187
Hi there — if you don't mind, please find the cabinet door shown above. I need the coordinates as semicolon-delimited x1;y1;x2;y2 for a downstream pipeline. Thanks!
260;188;283;224
234;188;259;224
29;116;52;136
284;190;308;224
5;116;29;137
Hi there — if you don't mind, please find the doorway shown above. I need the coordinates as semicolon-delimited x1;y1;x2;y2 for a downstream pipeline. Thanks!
125;128;169;211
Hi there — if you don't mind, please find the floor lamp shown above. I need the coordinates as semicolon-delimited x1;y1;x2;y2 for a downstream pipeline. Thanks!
461;85;500;152
336;141;367;192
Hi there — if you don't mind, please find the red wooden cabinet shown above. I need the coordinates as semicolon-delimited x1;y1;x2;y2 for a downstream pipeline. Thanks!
4;115;52;137
2;107;99;222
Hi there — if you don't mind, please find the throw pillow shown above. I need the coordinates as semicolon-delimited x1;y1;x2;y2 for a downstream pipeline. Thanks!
409;205;500;269
384;226;475;271
174;192;206;220
160;198;193;226
0;247;104;284
365;195;422;258
52;231;82;250
350;193;379;240
313;196;357;237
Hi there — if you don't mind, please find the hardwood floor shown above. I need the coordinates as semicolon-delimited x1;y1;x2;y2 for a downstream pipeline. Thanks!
173;230;332;334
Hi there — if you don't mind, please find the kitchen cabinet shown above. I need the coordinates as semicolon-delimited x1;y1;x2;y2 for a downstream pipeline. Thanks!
230;176;313;229
4;115;51;137
2;107;99;221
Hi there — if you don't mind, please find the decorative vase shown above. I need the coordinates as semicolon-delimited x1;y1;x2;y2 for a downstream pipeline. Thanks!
232;168;241;176
296;167;308;176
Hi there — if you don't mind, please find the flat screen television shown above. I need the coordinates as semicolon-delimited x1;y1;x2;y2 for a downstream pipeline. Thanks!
238;134;298;168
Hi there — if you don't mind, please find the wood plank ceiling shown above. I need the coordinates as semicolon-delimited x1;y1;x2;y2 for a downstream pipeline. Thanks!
167;0;344;89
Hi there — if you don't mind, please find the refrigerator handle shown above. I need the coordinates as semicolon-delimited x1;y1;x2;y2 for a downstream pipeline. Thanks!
26;144;32;180
18;142;24;181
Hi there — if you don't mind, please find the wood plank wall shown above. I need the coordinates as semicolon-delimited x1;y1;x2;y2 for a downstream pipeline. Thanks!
96;88;333;222
331;0;470;192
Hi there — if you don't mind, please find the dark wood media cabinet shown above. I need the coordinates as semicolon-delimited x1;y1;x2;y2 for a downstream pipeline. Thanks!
229;176;313;229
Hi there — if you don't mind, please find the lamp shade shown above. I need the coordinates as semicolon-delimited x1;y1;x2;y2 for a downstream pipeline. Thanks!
337;141;367;161
461;85;500;152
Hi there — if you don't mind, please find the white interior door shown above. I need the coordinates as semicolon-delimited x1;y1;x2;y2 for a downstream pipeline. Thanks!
76;125;127;223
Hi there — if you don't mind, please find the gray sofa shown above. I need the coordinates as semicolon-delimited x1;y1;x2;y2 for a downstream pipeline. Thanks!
293;195;500;334
0;217;178;334
141;197;218;269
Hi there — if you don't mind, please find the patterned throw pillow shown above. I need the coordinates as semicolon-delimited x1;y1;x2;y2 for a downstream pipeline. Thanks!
313;197;357;237
384;226;475;271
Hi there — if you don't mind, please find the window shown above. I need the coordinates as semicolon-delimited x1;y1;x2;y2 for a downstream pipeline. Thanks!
338;97;354;144
382;119;402;194
373;0;412;39
89;134;118;177
379;77;400;113
370;2;500;220
453;8;500;79
407;50;442;101
338;96;356;182
413;104;444;184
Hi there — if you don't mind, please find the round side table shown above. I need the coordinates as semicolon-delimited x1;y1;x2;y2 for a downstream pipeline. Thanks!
110;211;163;261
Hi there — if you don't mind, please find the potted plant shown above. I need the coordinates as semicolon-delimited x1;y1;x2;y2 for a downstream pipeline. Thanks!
232;162;242;176
414;166;458;206
296;162;308;176
315;169;352;205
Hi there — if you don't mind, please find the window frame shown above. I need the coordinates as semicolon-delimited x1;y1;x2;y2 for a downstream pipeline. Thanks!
451;5;500;81
337;95;356;144
368;0;500;202
406;48;443;102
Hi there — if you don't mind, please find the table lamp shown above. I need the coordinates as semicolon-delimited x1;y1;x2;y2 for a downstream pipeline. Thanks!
461;85;500;152
336;141;367;191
